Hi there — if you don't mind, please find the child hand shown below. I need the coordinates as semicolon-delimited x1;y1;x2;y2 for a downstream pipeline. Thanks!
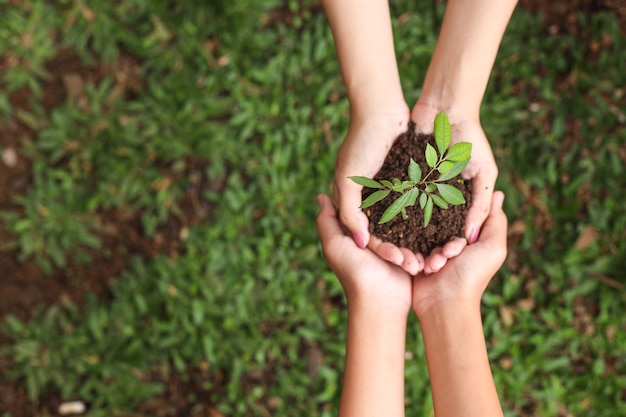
316;193;413;314
412;191;507;318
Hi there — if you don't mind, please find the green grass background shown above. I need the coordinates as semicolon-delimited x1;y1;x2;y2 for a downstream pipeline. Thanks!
0;0;625;416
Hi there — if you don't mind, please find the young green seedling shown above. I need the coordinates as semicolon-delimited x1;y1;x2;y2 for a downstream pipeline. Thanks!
349;112;471;227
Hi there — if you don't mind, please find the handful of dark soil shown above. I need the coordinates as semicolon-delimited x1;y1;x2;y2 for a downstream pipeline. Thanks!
362;122;472;256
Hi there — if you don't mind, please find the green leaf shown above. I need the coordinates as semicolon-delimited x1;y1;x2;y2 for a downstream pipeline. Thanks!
434;112;451;156
437;160;454;174
392;178;401;185
392;181;415;193
419;192;427;209
423;195;433;227
425;183;437;193
431;193;449;209
348;176;384;189
445;142;472;162
379;188;419;224
406;187;420;206
360;189;390;208
408;158;422;183
436;183;466;205
425;144;437;168
437;159;469;182
381;180;394;188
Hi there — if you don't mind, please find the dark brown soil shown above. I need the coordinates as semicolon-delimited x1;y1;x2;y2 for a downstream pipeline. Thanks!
363;122;471;256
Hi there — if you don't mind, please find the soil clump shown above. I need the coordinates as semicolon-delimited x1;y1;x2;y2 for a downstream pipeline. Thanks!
363;122;472;256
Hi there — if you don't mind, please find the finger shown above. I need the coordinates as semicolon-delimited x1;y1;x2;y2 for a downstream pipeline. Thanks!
334;177;370;249
475;191;507;245
369;236;404;266
414;252;425;274
472;191;508;266
400;248;421;276
465;168;497;244
424;248;447;275
316;194;345;247
441;237;468;258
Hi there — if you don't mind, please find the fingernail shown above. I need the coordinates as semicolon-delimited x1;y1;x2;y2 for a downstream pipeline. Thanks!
468;226;479;244
353;232;366;249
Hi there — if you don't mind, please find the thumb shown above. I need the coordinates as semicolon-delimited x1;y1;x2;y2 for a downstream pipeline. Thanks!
465;170;497;244
473;191;508;256
333;177;370;249
316;194;344;248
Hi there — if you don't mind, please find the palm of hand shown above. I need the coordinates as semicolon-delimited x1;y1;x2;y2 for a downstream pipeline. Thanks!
333;112;410;226
328;232;413;311
318;193;413;311
334;111;437;276
411;191;507;317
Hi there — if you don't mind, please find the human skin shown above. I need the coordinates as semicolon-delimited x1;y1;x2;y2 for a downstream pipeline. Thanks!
413;191;508;417
316;191;507;416
412;0;518;246
322;0;517;275
317;193;410;417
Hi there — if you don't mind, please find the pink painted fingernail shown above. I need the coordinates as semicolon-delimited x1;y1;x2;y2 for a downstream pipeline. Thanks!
468;227;479;244
353;232;367;249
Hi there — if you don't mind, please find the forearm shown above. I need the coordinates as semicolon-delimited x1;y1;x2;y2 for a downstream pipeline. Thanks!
419;302;502;417
419;0;518;119
321;0;406;118
339;299;407;417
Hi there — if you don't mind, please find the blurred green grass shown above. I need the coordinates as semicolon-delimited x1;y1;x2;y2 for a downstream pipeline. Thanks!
0;0;624;416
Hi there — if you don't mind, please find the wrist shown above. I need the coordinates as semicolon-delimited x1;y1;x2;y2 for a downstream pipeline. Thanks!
416;84;481;123
349;97;409;125
414;296;481;324
349;293;411;321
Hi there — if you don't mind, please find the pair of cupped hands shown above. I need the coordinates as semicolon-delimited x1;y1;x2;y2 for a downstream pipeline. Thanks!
332;102;499;277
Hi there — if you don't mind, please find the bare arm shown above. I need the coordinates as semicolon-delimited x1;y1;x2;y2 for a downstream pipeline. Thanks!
316;194;410;417
413;192;508;416
340;300;407;417
417;0;518;121
321;0;407;118
322;0;418;271
412;0;517;252
420;304;503;417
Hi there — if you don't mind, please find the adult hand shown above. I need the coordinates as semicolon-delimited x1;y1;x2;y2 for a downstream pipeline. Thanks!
411;102;499;274
316;193;412;314
333;108;427;276
412;191;507;318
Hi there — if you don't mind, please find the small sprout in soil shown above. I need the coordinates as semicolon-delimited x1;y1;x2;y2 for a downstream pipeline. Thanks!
349;112;471;227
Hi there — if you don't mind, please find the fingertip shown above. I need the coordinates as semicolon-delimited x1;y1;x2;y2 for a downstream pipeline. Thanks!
370;239;404;266
467;226;480;245
493;191;505;210
414;253;425;275
400;248;419;276
442;237;467;258
424;249;447;274
337;205;371;249
353;231;367;249
316;194;325;210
